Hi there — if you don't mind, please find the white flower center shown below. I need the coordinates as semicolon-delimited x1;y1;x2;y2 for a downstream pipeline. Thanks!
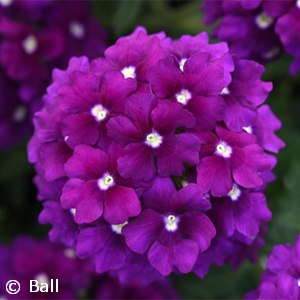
216;141;232;158
34;273;50;286
243;126;253;134
91;104;108;122
297;278;300;287
69;21;85;39
98;173;114;191
179;58;187;72
145;132;163;149
121;66;136;79
22;35;38;55
12;106;27;122
165;215;179;232
175;89;192;105
0;0;13;6
221;87;230;95
297;0;300;9
64;248;76;259
256;12;273;29
70;208;76;216
181;180;188;187
111;221;128;234
228;184;241;201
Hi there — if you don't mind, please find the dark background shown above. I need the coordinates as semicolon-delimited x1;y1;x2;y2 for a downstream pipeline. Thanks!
0;1;300;298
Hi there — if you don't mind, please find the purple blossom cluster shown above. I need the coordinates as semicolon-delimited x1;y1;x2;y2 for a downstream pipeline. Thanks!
203;0;300;74
0;0;107;148
245;235;300;300
28;27;284;280
0;236;178;299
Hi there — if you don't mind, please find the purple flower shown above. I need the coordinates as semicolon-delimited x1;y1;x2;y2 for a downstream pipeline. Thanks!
222;57;272;132
148;54;231;130
58;70;136;149
0;237;92;299
39;200;78;248
202;0;300;73
245;235;300;300
92;26;167;84
29;26;283;279
196;126;272;197
210;190;272;243
252;105;285;153
0;69;32;148
95;275;180;300
108;93;200;181
123;178;216;275
0;1;107;148
61;145;141;224
76;218;136;273
276;7;300;74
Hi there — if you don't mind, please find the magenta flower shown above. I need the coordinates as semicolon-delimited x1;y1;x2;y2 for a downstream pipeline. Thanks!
202;0;300;73
58;70;136;149
0;0;107;148
276;7;300;73
196;126;272;196
148;54;231;130
61;145;141;224
245;235;300;300
123;178;215;275
0;237;91;299
108;93;200;181
28;27;283;280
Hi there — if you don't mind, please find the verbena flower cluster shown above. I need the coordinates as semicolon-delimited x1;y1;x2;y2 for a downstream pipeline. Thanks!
203;0;300;74
245;235;300;300
0;236;178;299
0;0;106;148
28;27;284;280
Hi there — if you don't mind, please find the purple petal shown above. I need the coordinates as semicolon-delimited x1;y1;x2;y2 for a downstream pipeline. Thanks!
123;209;163;254
118;143;156;181
64;145;108;180
103;185;141;224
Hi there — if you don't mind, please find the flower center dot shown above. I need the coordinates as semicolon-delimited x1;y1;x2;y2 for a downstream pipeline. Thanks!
69;21;85;39
145;132;163;148
256;12;273;29
12;106;27;122
91;104;108;122
111;221;128;234
297;0;300;9
216;141;232;158
179;58;187;72
228;184;241;201
22;35;38;55
70;208;76;216
243;126;253;134
64;248;76;259
221;87;230;95
121;66;136;79
175;89;192;105
165;215;179;232
0;0;12;6
98;173;114;191
297;278;300;287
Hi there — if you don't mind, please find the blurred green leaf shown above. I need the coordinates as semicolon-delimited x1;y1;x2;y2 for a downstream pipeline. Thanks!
113;0;144;36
